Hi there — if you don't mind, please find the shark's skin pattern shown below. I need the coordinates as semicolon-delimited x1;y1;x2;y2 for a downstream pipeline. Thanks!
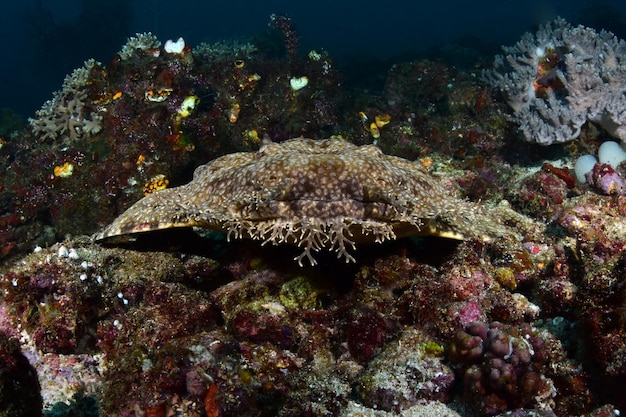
95;138;512;265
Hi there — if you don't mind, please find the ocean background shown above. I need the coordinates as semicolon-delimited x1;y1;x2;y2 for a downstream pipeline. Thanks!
3;0;626;118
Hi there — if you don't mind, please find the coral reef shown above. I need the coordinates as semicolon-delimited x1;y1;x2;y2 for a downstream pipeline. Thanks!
0;331;43;417
3;13;626;417
515;163;574;219
357;328;455;411
486;18;626;144
585;163;626;195
43;390;99;417
0;207;615;416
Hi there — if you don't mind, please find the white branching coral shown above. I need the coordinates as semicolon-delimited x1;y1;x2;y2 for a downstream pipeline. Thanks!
485;18;626;145
28;59;103;142
118;32;161;60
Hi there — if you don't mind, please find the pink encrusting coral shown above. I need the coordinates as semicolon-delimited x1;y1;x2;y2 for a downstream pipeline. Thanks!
585;163;626;195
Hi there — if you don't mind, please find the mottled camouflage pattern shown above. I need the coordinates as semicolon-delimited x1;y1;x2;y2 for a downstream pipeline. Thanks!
95;138;511;265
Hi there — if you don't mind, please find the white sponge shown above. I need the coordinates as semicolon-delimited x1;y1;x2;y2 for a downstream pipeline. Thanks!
574;154;597;183
598;141;626;168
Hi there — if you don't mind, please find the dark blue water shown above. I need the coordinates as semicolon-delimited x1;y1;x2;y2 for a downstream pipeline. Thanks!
2;0;626;118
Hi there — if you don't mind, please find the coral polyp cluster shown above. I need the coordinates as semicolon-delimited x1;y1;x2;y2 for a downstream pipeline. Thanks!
450;321;556;415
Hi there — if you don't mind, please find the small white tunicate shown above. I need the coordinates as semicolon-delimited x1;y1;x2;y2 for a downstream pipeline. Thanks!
68;248;79;259
598;141;626;168
57;245;69;258
79;273;88;281
574;154;597;183
33;246;42;253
